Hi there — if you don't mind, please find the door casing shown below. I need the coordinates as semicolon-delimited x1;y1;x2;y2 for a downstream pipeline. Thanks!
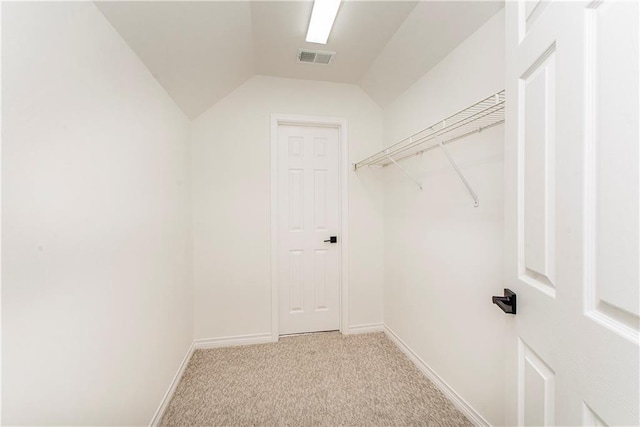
270;114;349;341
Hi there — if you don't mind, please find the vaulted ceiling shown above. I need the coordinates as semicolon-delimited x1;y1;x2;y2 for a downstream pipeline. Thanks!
96;1;503;119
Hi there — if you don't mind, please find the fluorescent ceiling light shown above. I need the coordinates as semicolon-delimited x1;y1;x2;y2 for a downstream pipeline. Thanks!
306;0;341;44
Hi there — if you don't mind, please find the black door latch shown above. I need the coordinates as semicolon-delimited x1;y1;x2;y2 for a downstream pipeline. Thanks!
324;236;337;243
492;289;516;314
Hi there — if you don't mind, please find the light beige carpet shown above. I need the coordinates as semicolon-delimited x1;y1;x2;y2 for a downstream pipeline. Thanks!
160;332;472;426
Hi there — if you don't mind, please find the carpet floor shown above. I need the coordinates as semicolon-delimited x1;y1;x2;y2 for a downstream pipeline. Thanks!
160;332;472;426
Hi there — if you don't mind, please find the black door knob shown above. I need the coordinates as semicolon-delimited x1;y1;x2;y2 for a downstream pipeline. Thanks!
492;289;516;314
324;236;337;243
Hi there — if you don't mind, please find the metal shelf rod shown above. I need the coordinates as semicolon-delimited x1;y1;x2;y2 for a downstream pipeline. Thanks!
357;92;501;167
358;103;504;168
387;119;504;166
354;90;505;170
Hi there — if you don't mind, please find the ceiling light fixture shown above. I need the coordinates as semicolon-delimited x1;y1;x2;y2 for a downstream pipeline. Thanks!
305;0;341;45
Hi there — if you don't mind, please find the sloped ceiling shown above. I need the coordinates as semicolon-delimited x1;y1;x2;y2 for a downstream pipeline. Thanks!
96;2;254;119
96;1;503;119
360;1;504;106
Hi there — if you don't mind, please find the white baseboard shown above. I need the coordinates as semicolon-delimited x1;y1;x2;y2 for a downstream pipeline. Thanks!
347;323;384;334
149;341;195;427
383;326;491;427
194;332;274;350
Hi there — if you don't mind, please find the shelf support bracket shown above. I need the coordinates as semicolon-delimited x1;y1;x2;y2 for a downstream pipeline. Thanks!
437;140;479;207
385;153;422;190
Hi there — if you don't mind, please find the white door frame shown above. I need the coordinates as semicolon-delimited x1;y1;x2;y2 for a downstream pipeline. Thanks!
270;114;349;342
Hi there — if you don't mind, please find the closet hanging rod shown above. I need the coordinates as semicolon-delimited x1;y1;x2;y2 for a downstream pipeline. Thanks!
391;118;505;165
383;105;503;164
353;90;505;170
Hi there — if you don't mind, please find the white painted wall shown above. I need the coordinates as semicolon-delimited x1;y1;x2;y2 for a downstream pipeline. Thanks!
382;10;506;425
2;3;193;425
191;75;384;340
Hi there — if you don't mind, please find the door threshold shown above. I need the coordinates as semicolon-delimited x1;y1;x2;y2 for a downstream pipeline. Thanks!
279;329;340;338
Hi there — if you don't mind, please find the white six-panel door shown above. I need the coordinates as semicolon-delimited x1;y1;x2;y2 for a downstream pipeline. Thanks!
505;1;639;425
277;124;340;335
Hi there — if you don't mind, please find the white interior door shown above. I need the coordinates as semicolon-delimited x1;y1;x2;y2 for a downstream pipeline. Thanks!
277;124;340;335
504;1;639;425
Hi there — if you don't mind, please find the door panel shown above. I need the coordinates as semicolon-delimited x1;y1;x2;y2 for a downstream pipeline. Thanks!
505;1;639;426
584;0;640;336
519;339;555;426
277;124;340;335
520;46;556;296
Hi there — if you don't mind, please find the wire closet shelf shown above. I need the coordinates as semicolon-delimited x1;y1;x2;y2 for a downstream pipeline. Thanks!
353;90;505;170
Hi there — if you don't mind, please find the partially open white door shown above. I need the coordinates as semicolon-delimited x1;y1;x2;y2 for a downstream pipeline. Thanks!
504;1;639;425
276;124;340;335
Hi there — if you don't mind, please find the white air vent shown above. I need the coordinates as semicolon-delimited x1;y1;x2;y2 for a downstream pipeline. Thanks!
297;49;336;65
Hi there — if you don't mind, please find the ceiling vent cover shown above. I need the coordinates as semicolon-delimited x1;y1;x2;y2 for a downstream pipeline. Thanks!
297;49;336;65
